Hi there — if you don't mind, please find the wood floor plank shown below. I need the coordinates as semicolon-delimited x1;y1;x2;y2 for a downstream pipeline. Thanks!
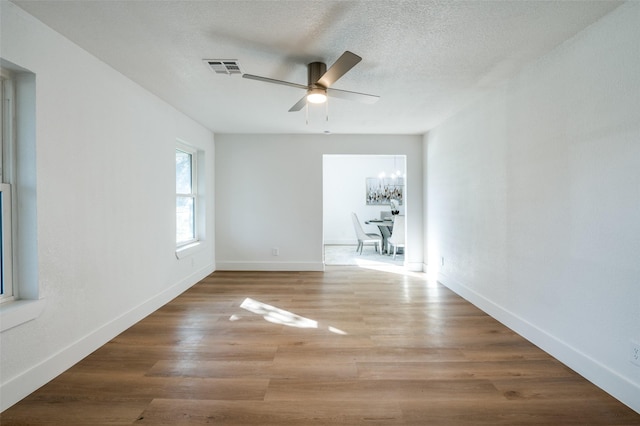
2;266;638;425
273;346;467;364
0;398;149;426
357;359;576;381
135;399;405;425
264;378;502;402
145;360;275;379
20;373;269;402
400;399;640;425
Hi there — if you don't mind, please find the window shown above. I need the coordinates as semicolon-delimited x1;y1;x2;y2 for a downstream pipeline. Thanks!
176;143;197;247
1;69;14;303
0;61;43;331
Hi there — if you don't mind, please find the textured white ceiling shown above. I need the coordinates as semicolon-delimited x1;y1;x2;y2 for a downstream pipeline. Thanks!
11;0;621;134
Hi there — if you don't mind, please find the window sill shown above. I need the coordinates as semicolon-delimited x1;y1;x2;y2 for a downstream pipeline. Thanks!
175;241;202;259
0;298;46;332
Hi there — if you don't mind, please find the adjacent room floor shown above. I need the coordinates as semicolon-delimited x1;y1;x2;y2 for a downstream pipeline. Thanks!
324;244;404;267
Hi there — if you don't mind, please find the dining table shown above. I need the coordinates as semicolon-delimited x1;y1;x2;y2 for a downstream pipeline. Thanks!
364;219;394;254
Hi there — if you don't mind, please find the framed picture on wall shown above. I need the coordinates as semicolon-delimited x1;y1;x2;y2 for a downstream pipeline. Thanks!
366;177;403;205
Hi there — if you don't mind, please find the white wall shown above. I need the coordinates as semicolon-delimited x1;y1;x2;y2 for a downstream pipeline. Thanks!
323;155;405;245
215;134;422;271
0;3;215;411
425;2;640;412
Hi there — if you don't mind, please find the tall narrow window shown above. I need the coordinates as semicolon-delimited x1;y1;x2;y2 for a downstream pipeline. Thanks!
1;69;14;302
176;144;197;246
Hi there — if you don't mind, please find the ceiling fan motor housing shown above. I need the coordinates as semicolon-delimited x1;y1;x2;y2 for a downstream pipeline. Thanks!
308;62;327;89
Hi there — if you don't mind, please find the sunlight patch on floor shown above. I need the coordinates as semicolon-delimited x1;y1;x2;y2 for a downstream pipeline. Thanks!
236;297;348;335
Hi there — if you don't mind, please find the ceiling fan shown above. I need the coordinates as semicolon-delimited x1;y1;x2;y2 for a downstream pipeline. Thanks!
242;51;379;112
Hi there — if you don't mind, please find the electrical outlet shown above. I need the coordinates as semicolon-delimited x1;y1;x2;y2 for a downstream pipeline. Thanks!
631;340;640;367
272;247;279;256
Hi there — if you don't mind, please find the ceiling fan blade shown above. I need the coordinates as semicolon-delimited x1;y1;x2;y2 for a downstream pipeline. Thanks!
327;87;379;104
317;51;362;88
242;73;308;90
288;96;307;112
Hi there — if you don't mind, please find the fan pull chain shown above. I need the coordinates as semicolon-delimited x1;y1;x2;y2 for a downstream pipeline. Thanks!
325;98;329;122
305;102;309;125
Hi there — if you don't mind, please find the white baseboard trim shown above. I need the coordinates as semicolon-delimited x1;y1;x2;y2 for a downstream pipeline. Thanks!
437;272;640;414
216;261;325;272
0;263;215;412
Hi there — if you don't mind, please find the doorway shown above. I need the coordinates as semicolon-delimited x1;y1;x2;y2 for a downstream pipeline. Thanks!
322;154;407;266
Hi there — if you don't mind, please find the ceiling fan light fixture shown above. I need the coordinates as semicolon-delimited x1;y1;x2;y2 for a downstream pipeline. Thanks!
243;51;377;112
307;88;327;104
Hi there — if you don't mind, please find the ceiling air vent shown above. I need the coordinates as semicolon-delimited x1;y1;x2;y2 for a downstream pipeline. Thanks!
204;59;242;75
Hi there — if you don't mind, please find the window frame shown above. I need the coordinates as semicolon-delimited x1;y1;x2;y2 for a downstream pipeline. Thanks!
1;69;15;303
175;141;198;248
0;184;14;303
0;61;44;331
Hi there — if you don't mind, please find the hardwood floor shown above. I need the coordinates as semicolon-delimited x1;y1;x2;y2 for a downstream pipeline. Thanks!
2;267;639;425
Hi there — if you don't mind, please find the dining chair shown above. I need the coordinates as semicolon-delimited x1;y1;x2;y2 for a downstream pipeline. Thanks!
387;215;405;259
351;212;382;254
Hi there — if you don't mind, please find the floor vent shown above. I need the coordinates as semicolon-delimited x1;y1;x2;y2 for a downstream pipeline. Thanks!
204;59;242;75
